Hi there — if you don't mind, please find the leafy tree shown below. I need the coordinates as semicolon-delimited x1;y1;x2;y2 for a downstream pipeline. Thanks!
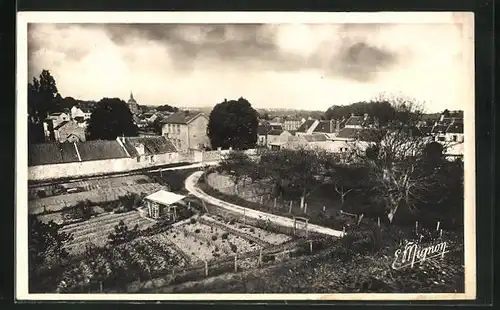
156;104;179;113
29;215;74;273
28;70;60;122
218;151;256;193
87;98;139;140
207;97;259;150
259;148;325;202
321;154;371;207
108;220;139;246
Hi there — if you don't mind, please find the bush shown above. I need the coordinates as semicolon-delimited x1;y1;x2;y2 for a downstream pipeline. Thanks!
249;228;255;233
229;220;235;225
195;229;201;233
229;243;237;253
190;218;196;224
221;232;229;240
212;235;218;241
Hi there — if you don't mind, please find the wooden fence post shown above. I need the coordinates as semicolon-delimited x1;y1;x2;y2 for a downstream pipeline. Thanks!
204;260;208;277
415;221;419;234
234;254;238;272
309;240;313;253
274;198;277;209
259;247;263;266
304;203;308;214
436;221;440;231
260;196;263;204
289;201;293;213
439;229;443;239
377;217;380;227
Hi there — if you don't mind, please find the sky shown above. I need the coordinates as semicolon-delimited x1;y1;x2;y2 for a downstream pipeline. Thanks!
27;21;472;113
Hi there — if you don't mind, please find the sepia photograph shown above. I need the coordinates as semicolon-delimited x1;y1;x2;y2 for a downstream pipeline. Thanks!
16;12;475;301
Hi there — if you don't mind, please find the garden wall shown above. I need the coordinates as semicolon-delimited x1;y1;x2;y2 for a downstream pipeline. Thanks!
28;149;258;181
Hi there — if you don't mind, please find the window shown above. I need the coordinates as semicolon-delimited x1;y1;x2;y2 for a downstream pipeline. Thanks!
452;135;457;142
438;136;445;142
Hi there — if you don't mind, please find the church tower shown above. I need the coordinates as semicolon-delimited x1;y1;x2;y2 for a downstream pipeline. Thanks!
127;91;139;115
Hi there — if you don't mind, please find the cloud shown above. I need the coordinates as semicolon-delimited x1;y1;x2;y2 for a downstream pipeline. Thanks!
26;22;469;111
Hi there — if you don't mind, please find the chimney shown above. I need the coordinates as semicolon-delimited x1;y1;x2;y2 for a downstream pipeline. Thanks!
351;113;355;117
224;98;227;103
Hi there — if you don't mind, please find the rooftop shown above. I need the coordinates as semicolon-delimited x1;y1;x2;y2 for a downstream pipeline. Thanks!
121;136;177;156
296;119;315;132
75;140;129;161
145;190;186;205
162;111;204;125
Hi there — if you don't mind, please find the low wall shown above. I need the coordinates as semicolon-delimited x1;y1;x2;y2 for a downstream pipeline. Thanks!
28;149;258;181
28;152;184;181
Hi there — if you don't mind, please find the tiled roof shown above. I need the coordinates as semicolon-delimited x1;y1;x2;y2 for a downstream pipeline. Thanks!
313;120;336;133
270;124;283;131
75;140;129;161
296;120;315;132
344;116;364;127
122;136;177;156
446;123;463;134
431;124;449;133
162;111;204;124
335;128;380;142
267;129;284;136
53;121;69;130
28;142;80;166
302;134;328;142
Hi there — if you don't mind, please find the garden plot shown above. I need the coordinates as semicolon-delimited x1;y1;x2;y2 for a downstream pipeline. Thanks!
58;236;186;292
164;228;217;263
165;221;261;264
29;183;163;214
61;211;156;255
201;215;292;246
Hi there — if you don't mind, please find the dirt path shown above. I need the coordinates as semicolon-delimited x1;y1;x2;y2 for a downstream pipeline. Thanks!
185;171;345;238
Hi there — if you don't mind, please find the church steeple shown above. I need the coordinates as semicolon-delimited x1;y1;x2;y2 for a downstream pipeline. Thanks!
129;91;135;101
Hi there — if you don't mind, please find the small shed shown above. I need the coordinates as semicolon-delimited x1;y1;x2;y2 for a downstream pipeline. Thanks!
144;190;186;220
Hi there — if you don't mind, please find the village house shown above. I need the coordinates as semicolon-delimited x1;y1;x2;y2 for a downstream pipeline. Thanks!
53;120;86;143
282;117;306;131
431;115;464;143
143;190;186;220
161;111;210;152
119;136;178;163
266;129;293;147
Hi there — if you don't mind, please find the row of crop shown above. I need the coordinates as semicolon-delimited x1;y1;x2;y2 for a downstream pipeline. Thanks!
58;236;187;293
197;216;272;248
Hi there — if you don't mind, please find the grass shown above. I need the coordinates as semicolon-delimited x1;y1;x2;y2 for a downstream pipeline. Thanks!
198;173;353;231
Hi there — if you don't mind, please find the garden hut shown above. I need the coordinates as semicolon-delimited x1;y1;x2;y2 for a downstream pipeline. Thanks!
143;190;186;220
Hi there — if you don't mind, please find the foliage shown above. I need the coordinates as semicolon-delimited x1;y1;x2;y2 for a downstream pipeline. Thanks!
218;151;257;189
156;104;179;113
28;70;60;122
87;98;138;140
108;220;139;246
29;215;74;273
207;97;259;150
324;93;425;128
258;148;326;199
62;200;95;221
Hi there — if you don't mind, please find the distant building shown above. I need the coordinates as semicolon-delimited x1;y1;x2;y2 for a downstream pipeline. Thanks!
161;111;210;151
282;118;306;131
53;120;86;143
127;92;140;115
431;114;464;143
46;112;70;128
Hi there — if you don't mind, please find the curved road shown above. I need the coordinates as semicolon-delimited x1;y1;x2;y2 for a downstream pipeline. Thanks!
184;171;345;238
